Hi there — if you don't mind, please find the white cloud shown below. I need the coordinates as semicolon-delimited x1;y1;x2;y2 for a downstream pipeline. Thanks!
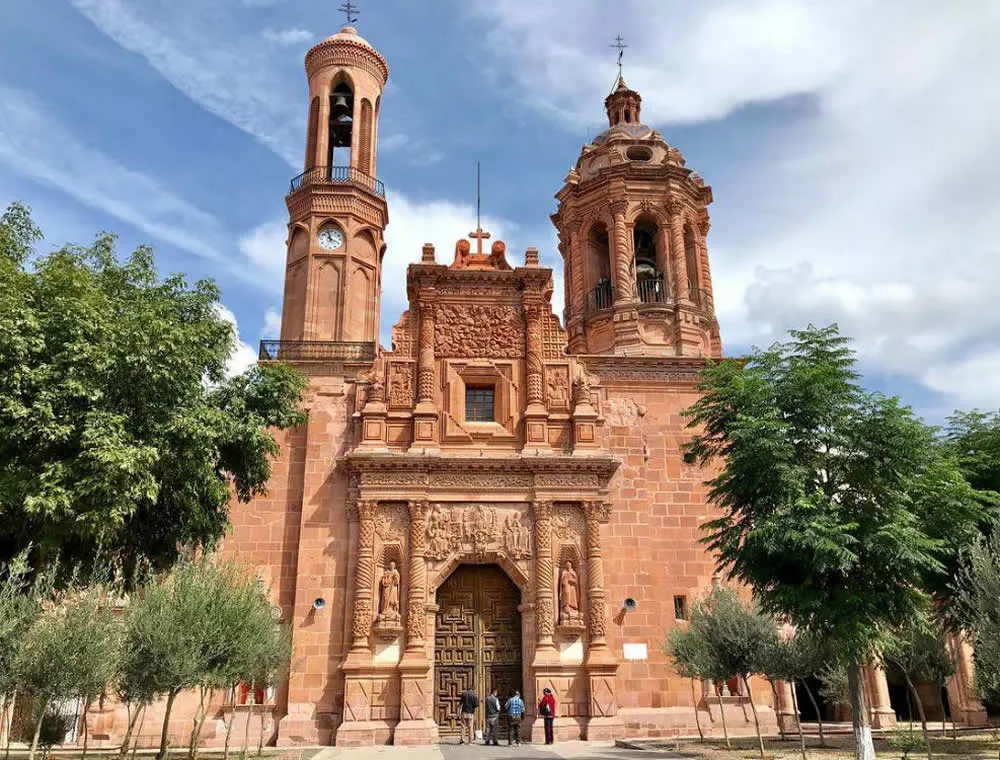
0;83;228;264
238;219;287;291
70;0;306;166
216;304;258;377
261;307;282;338
262;27;313;46
467;0;1000;413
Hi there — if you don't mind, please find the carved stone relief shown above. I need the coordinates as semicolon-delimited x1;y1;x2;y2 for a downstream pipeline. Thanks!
388;363;414;408
546;366;570;410
553;504;587;542
424;504;533;563
375;503;408;542
501;511;532;560
434;304;524;358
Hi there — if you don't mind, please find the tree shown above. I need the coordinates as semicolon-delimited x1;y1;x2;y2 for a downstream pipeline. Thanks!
14;586;120;760
0;202;307;578
681;586;777;757
953;533;1000;714
943;410;1000;496
666;624;710;743
684;324;995;760
121;558;288;760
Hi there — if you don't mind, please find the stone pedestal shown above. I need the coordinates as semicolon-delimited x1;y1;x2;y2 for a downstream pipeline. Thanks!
276;704;322;746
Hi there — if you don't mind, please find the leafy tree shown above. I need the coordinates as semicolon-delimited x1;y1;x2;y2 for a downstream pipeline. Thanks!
681;586;777;757
666;624;710;743
954;533;1000;713
943;410;1000;496
14;586;120;760
684;324;995;760
0;202;307;578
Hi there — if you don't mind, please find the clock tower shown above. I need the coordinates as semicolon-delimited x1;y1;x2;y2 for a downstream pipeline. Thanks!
279;24;389;347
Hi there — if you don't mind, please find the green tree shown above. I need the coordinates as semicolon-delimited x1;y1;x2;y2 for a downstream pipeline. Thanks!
682;586;777;757
684;324;995;760
0;202;307;578
943;410;1000;496
953;533;1000;709
666;624;710;743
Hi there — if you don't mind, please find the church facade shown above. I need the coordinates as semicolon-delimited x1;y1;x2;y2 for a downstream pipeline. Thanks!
82;23;987;749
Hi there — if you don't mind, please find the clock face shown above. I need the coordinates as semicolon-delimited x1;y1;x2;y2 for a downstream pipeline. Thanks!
318;224;344;250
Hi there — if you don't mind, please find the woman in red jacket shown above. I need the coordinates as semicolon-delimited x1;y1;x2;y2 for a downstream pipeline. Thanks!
538;688;556;744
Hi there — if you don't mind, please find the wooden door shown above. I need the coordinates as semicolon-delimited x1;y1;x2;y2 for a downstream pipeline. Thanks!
434;564;522;735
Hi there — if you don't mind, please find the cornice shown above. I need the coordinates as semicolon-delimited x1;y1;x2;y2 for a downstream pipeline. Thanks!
343;452;620;479
580;354;719;385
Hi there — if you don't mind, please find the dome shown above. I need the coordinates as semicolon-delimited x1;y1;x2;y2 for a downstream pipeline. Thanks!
305;24;389;85
592;122;658;146
324;25;374;49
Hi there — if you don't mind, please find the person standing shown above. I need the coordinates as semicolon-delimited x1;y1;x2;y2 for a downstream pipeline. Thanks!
538;688;556;745
504;690;525;746
459;687;479;745
484;688;501;746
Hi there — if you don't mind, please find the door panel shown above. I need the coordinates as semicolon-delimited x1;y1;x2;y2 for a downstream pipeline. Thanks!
434;565;522;735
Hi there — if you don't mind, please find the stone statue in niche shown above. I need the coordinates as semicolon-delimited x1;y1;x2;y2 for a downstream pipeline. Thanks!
559;561;584;626
546;368;569;409
378;561;401;621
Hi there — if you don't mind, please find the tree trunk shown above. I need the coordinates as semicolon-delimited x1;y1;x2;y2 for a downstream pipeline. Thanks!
717;690;731;749
157;688;180;760
847;663;876;760
222;687;236;760
936;685;951;740
28;698;51;760
1;693;11;760
119;703;146;760
770;681;787;741
742;676;766;759
691;680;705;742
80;697;92;760
255;708;265;757
130;705;147;760
802;680;826;748
901;671;931;760
791;680;808;760
188;687;213;760
241;699;253;760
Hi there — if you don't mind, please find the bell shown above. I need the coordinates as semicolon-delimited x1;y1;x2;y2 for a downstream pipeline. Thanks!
331;94;350;118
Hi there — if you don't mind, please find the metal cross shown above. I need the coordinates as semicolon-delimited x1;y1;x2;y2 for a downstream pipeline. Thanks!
338;1;359;24
610;34;628;76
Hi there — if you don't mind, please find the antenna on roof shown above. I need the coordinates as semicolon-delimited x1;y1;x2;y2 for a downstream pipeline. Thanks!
476;161;481;232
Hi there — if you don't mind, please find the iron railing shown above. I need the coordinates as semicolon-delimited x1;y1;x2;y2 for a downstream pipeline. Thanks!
288;166;385;197
585;280;615;315
258;340;376;362
637;275;668;305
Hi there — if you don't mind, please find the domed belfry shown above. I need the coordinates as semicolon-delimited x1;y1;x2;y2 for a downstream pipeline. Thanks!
279;25;389;350
553;75;722;358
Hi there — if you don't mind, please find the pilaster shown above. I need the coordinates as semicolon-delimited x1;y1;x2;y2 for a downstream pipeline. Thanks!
583;500;621;739
410;300;439;452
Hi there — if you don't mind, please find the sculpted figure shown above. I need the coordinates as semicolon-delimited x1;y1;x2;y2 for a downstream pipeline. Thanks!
559;561;582;624
378;561;400;619
453;238;471;268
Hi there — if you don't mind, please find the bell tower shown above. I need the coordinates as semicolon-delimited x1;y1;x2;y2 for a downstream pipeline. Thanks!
552;75;721;358
279;24;389;348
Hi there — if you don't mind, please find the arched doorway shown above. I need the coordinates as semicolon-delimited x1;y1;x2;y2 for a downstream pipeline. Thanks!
434;564;522;737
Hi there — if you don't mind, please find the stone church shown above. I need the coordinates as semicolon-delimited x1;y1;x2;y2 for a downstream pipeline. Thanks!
81;22;987;749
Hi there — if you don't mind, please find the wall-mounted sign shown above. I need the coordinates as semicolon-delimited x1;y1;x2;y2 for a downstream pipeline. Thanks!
623;643;648;661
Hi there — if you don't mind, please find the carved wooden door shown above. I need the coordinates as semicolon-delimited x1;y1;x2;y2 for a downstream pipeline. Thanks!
434;564;522;736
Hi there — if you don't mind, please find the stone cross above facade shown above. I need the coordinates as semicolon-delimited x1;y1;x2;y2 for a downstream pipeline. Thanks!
468;226;491;255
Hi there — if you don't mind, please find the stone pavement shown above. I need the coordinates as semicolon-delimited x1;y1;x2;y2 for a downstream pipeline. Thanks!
309;741;682;760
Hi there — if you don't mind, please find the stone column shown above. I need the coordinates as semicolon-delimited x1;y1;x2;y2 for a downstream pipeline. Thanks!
946;634;988;726
583;500;621;740
696;211;714;310
416;303;435;405
316;87;331;176
667;199;689;303
774;680;798;734
533;500;556;651
654;224;671;298
611;201;634;304
524;303;550;452
349;499;377;654
405;500;429;653
865;663;896;729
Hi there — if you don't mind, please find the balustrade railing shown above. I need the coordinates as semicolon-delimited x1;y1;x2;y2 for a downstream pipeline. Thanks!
288;166;385;197
258;340;376;362
637;275;668;305
585;281;615;315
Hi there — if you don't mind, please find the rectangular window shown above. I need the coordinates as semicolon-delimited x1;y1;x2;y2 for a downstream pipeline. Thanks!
465;386;495;422
673;595;688;620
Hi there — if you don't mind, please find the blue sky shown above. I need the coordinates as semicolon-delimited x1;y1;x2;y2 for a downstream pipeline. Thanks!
2;0;998;422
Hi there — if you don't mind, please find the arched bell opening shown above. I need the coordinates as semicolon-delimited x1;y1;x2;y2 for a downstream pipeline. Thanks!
633;218;666;305
585;222;613;315
328;81;354;171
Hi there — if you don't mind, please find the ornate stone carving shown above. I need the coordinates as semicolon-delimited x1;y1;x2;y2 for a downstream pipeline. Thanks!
462;504;497;555
572;370;593;407
502;511;532;560
536;472;600;489
433;471;533;489
406;499;429;645
525;304;545;405
351;499;378;650
553;504;586;541
434;304;524;358
533;500;555;639
583;500;609;644
589;597;608;640
360;470;429;487
559;560;584;626
546;366;570;410
388;363;414;408
376;561;401;622
376;503;408;542
417;303;435;403
425;504;452;561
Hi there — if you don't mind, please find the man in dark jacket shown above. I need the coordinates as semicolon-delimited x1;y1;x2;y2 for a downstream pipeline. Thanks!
484;688;501;745
459;687;479;744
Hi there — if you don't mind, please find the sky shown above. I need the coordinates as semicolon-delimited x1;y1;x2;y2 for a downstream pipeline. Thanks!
2;0;998;422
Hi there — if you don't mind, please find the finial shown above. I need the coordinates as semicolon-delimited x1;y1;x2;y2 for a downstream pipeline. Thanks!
609;34;628;79
338;1;359;25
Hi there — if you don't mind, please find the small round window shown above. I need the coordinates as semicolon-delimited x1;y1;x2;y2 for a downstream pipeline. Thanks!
626;146;653;162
